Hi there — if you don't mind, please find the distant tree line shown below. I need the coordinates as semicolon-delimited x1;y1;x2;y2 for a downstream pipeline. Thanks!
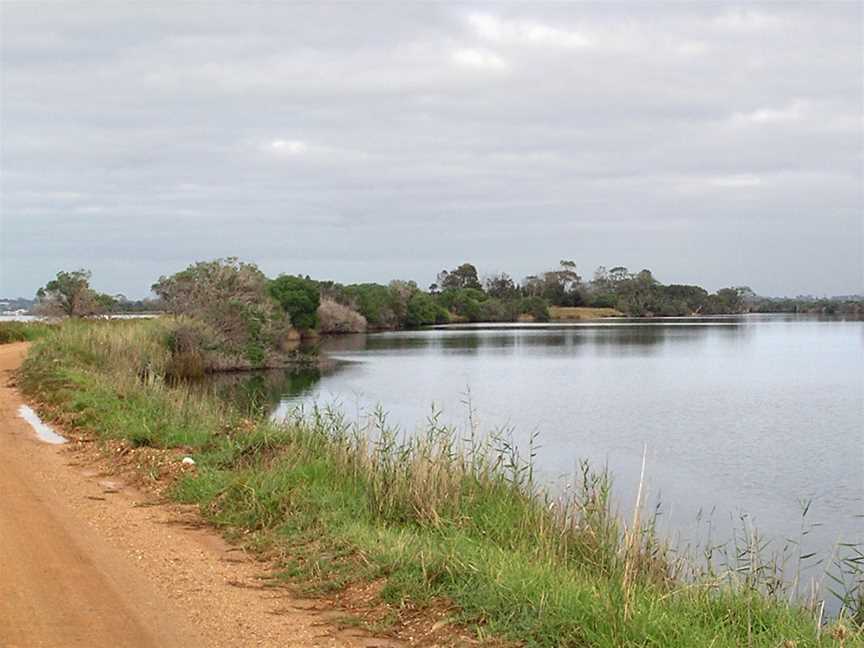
31;259;864;368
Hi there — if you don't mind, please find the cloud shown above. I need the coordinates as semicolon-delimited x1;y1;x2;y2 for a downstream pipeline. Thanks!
707;174;763;188
466;12;592;49
451;47;509;71
266;139;309;155
713;9;785;32
0;2;860;298
731;100;809;126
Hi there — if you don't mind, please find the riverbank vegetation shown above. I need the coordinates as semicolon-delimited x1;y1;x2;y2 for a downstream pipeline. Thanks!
18;319;863;646
24;259;864;342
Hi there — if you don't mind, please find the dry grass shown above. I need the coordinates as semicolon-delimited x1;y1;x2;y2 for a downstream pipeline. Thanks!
549;306;623;320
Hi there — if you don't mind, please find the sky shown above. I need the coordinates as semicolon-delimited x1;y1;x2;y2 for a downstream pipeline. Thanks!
1;2;862;299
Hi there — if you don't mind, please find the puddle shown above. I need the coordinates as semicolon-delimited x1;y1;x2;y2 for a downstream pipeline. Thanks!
18;405;67;444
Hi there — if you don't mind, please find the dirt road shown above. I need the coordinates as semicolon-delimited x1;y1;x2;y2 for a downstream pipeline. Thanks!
0;342;400;648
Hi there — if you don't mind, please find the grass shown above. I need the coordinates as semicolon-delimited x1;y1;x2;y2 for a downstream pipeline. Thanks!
18;318;863;647
549;307;623;321
0;320;54;344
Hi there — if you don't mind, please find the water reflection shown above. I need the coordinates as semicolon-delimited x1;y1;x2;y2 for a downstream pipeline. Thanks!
196;366;327;413
209;320;759;415
316;320;752;357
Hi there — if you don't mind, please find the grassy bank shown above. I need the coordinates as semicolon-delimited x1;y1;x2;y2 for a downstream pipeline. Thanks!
549;306;623;321
19;319;861;646
0;320;54;344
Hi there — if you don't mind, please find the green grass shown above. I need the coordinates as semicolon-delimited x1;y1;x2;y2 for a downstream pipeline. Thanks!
18;319;863;647
0;320;54;344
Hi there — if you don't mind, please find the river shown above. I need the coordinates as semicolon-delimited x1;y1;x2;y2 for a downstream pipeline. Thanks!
205;314;863;603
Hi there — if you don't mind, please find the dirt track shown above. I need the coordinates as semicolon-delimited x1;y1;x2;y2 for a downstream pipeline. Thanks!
0;342;400;648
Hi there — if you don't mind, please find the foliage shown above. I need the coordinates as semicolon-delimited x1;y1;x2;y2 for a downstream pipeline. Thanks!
35;269;106;317
435;288;484;322
519;296;551;322
151;258;290;368
405;291;441;327
269;275;320;330
437;263;482;291
340;283;400;328
484;272;519;299
317;298;367;334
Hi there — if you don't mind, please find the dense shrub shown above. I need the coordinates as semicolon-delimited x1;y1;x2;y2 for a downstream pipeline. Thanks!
151;258;290;368
518;296;550;322
317;298;367;334
405;291;439;327
269;275;320;330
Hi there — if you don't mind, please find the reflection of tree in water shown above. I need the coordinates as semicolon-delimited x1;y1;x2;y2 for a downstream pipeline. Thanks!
201;367;324;415
311;323;752;359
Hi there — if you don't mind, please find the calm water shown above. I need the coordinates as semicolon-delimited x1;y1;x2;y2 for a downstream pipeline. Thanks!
211;315;863;592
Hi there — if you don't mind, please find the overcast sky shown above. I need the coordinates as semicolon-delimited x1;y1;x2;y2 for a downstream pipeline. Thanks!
1;2;862;299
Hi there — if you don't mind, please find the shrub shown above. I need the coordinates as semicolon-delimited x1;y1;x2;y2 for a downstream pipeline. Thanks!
152;258;290;368
269;275;320;330
519;296;550;322
317;298;367;334
405;291;439;327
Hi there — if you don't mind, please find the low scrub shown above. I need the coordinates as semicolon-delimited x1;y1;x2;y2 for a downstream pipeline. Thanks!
18;320;862;647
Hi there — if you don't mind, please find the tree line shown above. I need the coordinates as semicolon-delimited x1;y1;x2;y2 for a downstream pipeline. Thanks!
33;259;864;331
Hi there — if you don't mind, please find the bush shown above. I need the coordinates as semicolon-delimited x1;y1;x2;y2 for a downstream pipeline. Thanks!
317;298;367;334
518;297;550;322
479;298;519;322
437;288;486;322
152;258;291;368
269;275;320;330
405;291;439;327
587;292;618;309
341;284;399;328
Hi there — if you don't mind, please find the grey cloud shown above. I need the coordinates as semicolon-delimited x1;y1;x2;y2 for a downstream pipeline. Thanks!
1;2;861;298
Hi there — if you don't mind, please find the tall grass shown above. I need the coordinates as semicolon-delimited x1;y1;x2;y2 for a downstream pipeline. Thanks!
0;320;54;344
19;319;863;646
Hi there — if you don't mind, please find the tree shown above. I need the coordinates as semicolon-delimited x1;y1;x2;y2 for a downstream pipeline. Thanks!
438;263;482;291
341;283;399;328
406;291;439;327
268;275;320;330
436;288;485;322
484;272;518;299
608;266;631;284
535;260;584;306
388;280;419;324
35;269;104;317
615;269;658;316
711;286;754;314
522;275;544;297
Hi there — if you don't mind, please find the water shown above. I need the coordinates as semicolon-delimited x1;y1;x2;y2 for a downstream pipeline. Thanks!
208;314;864;598
18;405;67;445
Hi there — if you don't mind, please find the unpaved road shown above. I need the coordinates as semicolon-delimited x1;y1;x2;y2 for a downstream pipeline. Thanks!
0;342;401;648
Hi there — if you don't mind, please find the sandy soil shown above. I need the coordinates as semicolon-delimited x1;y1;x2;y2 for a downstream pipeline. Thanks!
0;342;402;648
